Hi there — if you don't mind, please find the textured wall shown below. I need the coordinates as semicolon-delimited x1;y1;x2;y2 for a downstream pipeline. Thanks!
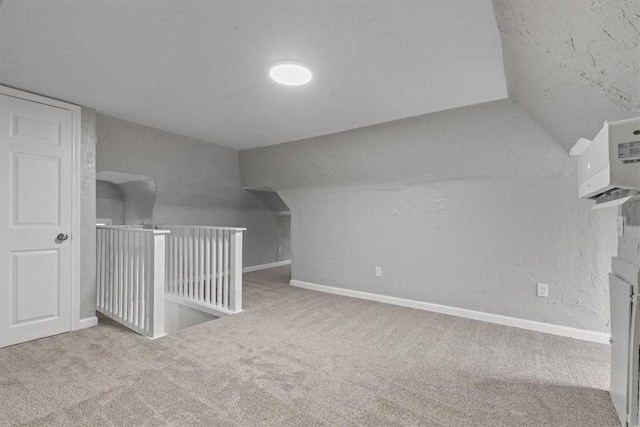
96;180;124;225
240;99;617;332
241;100;572;189
119;179;157;225
80;107;97;320
96;178;158;225
277;214;291;262
96;114;288;267
620;199;640;265
493;0;639;151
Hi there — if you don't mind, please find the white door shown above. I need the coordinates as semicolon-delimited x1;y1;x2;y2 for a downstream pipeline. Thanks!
610;273;633;427
0;94;74;348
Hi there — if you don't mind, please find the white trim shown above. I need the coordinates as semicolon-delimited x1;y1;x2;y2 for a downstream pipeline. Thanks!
76;316;98;330
290;280;610;344
70;101;82;331
243;260;291;273
97;308;168;339
165;294;240;317
0;85;81;111
0;85;83;332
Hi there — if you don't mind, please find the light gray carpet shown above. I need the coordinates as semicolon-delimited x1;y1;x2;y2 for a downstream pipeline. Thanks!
0;266;618;426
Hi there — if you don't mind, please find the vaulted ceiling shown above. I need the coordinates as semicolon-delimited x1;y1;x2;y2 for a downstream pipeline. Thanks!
0;0;507;149
493;0;639;151
0;1;636;151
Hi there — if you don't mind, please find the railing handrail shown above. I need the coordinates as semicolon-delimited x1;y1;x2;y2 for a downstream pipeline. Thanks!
96;225;170;234
97;225;246;232
160;225;247;231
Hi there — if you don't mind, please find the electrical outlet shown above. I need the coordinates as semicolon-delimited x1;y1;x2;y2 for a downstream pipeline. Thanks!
278;245;282;253
375;266;382;277
537;283;549;298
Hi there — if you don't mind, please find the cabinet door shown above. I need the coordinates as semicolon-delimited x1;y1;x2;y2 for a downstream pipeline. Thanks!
610;273;633;426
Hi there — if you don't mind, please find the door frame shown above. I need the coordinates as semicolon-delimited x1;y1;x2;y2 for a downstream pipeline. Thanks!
0;85;83;331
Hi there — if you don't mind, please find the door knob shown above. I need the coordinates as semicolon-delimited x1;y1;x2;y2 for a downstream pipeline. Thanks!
56;233;69;242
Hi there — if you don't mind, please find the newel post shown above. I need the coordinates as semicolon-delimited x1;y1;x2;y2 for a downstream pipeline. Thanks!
148;230;169;338
229;229;244;313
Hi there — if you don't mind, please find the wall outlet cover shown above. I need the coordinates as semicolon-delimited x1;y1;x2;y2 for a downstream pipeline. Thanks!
537;283;549;298
375;266;382;277
618;216;625;238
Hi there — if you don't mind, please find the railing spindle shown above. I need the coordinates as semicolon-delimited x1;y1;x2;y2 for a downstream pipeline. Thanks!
139;233;146;330
172;230;177;294
117;229;123;318
108;229;114;313
216;229;222;306
226;229;230;307
212;229;217;304
205;229;211;303
177;227;183;297
197;228;203;301
124;230;130;324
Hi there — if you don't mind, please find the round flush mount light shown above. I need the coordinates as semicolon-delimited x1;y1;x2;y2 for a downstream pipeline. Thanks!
269;61;312;86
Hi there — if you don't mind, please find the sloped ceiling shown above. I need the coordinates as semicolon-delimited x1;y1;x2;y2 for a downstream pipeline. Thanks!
493;0;640;151
0;0;507;150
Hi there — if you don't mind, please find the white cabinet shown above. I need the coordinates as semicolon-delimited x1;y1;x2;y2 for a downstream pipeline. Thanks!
610;199;640;426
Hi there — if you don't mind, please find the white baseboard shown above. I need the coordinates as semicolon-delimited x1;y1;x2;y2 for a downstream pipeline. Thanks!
243;260;291;273
290;280;610;344
75;316;98;330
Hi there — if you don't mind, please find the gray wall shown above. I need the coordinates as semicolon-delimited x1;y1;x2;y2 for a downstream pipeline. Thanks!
96;114;288;267
96;178;159;225
119;179;157;225
621;199;640;266
80;107;97;320
277;214;291;262
96;180;124;225
240;99;617;333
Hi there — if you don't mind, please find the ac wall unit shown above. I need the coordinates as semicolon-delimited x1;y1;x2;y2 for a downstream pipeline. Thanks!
575;118;640;209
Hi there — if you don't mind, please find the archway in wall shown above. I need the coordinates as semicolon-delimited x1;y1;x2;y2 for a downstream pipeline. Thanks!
245;188;291;276
95;171;157;226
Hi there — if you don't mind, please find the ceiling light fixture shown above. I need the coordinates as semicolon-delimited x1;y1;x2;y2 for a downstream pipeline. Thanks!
269;61;312;86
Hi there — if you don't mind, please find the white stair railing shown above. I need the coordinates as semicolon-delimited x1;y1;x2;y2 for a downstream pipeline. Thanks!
96;226;169;338
159;226;245;315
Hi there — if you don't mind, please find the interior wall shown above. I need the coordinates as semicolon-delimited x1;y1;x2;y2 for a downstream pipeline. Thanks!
96;180;124;225
80;107;97;320
620;199;640;265
240;99;617;333
119;179;157;225
96;114;288;267
277;214;291;262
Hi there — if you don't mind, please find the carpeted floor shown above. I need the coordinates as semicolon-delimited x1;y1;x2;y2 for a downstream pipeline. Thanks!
0;266;618;426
